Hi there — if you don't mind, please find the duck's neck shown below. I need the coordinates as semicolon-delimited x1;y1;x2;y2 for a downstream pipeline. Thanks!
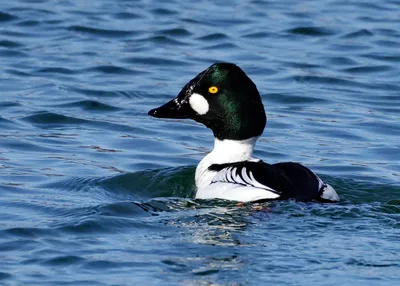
210;137;258;163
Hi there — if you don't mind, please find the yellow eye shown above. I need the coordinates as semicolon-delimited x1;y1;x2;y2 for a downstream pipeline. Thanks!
208;86;218;94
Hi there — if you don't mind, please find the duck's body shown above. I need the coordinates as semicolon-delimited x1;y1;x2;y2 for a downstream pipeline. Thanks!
194;137;338;202
149;63;339;203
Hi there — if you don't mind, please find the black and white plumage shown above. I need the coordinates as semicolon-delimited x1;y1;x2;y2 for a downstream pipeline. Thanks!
206;161;338;202
210;164;281;194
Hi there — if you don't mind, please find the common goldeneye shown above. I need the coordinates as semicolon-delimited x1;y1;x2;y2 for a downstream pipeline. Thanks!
148;63;339;203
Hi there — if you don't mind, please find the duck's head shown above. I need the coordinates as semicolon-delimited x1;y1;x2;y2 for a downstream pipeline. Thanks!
148;63;266;141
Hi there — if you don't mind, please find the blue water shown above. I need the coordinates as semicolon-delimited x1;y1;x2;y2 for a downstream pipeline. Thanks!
1;0;399;285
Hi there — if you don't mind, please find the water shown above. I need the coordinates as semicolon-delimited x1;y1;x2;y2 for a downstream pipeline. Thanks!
1;0;399;285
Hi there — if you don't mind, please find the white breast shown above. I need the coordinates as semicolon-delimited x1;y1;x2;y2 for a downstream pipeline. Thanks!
194;137;261;198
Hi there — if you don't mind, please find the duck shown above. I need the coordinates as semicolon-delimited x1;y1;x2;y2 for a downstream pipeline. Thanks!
148;62;339;203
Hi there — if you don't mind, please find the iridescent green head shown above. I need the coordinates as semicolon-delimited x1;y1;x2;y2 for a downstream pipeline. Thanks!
148;63;266;140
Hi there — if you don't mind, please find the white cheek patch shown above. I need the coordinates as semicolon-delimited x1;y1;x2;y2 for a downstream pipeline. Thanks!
189;93;209;115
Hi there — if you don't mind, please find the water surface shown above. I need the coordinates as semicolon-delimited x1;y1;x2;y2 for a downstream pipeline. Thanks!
0;0;399;285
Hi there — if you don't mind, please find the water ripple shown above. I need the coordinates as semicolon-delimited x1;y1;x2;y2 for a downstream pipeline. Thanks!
22;112;88;126
36;67;78;75
0;12;18;22
68;25;138;38
287;26;337;36
124;56;188;66
0;39;24;48
56;100;121;111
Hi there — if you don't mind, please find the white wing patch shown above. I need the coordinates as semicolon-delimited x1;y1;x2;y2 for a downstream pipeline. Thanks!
211;166;279;195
